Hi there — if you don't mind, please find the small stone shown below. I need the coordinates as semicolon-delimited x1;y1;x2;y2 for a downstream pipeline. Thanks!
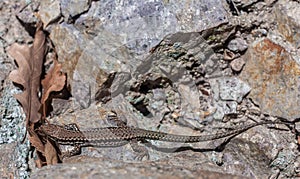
251;28;268;37
223;49;235;61
227;38;248;52
230;57;245;72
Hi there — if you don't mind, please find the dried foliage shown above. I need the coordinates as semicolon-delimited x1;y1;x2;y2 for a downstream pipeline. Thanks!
41;60;66;104
41;56;66;117
8;21;46;125
8;21;66;165
45;139;59;165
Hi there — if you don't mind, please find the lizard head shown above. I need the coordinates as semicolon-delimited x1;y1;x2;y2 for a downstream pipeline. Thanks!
36;123;64;138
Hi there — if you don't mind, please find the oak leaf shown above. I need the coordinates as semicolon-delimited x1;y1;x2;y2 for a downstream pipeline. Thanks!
41;60;66;104
8;22;46;156
8;21;46;124
45;139;59;165
28;131;45;155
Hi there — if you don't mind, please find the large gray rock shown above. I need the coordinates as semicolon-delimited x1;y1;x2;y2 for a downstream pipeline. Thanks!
78;0;228;55
51;0;228;108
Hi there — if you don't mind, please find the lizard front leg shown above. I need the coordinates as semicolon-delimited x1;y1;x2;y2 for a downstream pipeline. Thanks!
60;123;83;158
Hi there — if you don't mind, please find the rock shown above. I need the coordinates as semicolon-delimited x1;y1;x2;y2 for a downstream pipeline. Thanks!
0;143;21;178
72;28;137;108
60;0;91;21
209;77;251;119
275;0;300;48
239;38;300;120
217;77;251;102
0;1;33;45
50;23;83;85
50;23;137;108
72;70;91;108
0;86;30;178
176;81;203;128
77;0;228;56
251;28;268;37
223;49;236;61
215;77;251;103
51;0;228;108
230;57;246;72
39;0;61;27
227;37;248;52
16;1;39;26
51;98;74;116
30;158;249;179
124;32;220;125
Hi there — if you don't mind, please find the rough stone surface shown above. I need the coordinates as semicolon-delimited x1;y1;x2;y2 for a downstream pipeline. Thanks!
61;0;91;19
0;1;33;178
0;86;30;178
15;1;39;26
50;23;139;108
218;77;251;103
31;157;249;179
117;32;220;127
208;77;251;119
239;38;300;120
275;0;300;49
39;0;61;27
50;23;83;81
80;0;228;55
50;0;228;108
0;1;33;45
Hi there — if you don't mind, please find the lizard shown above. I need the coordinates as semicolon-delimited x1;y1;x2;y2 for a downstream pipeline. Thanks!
37;113;289;160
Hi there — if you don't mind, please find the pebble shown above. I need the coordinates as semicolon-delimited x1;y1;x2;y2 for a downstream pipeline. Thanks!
230;57;245;72
227;37;248;52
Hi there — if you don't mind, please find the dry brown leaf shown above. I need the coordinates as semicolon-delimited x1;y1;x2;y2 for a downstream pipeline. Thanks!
35;158;43;169
41;60;66;104
45;139;58;165
28;132;45;154
8;21;46;156
8;21;46;124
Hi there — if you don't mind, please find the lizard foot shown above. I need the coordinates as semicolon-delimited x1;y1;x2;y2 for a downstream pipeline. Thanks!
130;140;150;161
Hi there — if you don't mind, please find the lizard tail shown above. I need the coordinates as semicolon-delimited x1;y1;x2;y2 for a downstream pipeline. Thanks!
137;120;282;143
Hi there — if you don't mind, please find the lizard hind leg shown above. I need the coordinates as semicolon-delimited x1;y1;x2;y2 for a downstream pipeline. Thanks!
130;139;150;161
